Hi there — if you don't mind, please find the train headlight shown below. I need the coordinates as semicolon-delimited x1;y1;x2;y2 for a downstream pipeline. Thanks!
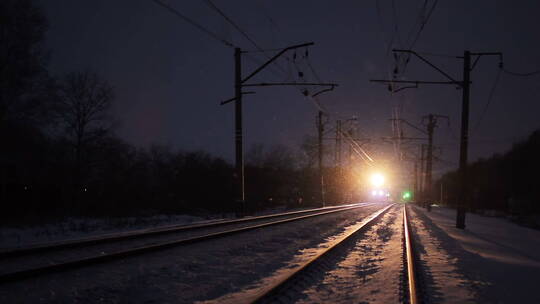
370;173;385;188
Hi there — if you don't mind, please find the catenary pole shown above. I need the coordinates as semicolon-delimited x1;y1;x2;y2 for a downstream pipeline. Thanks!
425;114;435;211
420;144;426;199
234;48;244;215
456;51;471;229
414;160;419;202
371;49;501;229
318;111;325;207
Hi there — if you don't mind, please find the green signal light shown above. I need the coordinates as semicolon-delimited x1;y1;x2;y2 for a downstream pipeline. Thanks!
402;191;412;200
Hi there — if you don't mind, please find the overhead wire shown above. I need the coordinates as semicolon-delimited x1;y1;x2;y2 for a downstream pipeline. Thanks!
204;0;263;52
472;67;502;134
206;1;353;164
502;68;540;77
404;0;428;46
152;0;367;166
341;129;375;164
400;0;439;75
407;0;439;50
249;5;336;118
149;0;235;48
415;51;458;58
204;0;292;81
391;0;404;48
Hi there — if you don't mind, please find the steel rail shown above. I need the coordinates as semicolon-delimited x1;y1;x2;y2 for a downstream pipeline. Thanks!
0;204;372;284
404;205;419;304
0;203;366;258
245;204;394;304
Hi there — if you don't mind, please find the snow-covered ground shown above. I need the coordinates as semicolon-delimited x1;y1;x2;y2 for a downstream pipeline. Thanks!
410;205;540;304
0;205;347;249
0;214;213;249
2;203;538;303
0;204;384;303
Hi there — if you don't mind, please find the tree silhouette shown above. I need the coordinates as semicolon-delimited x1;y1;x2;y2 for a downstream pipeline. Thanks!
55;70;114;198
0;0;50;124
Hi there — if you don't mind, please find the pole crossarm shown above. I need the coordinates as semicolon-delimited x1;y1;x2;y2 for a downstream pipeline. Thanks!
393;49;460;84
389;118;428;135
312;85;336;97
370;79;462;85
381;136;428;141
241;42;314;84
393;83;418;92
242;82;338;87
468;52;503;71
220;91;256;105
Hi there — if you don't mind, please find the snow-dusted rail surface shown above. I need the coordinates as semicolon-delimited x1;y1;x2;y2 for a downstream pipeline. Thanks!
403;205;420;304
0;203;372;283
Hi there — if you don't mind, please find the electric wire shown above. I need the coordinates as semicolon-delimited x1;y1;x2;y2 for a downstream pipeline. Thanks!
242;46;294;53
416;51;458;58
400;0;439;75
150;0;235;48
407;0;438;50
391;0;404;48
404;0;428;47
205;0;325;99
205;1;342;164
472;67;502;134
502;68;540;77
152;1;362;169
204;0;292;81
204;0;262;52
341;130;375;164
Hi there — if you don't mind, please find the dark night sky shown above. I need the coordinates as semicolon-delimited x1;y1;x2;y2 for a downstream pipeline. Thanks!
36;0;540;175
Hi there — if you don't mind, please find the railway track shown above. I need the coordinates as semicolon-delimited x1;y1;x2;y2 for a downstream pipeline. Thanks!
403;204;420;304
235;204;421;304
0;203;374;284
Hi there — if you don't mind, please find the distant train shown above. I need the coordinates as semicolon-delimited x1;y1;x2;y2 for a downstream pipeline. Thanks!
369;188;391;202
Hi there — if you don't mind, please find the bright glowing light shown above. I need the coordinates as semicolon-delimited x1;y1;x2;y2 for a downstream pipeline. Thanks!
371;190;377;196
402;191;412;200
370;173;385;188
378;190;384;196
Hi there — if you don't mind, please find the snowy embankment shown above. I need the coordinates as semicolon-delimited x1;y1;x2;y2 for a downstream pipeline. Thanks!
410;205;540;304
0;205;351;249
0;214;207;248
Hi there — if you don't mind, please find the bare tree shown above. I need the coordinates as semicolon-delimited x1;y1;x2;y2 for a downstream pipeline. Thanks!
55;70;114;191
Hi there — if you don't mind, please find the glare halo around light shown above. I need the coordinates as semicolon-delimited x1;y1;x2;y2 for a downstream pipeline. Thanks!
370;173;385;188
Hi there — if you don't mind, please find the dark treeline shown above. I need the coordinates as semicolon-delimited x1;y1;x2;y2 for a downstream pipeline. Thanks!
1;0;352;225
436;130;540;215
